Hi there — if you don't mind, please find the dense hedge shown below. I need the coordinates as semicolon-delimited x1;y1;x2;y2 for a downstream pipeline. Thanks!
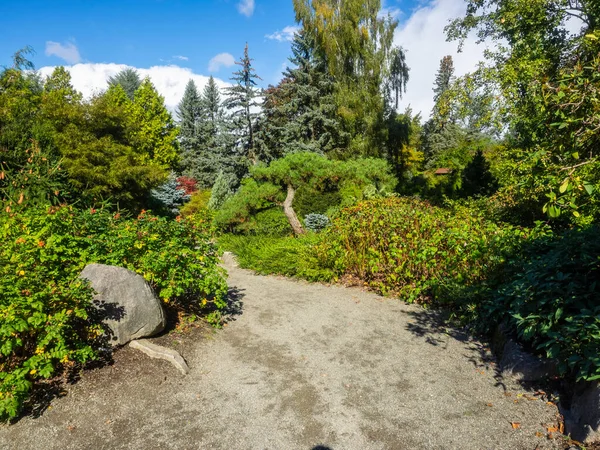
485;226;600;382
316;197;523;301
0;206;227;420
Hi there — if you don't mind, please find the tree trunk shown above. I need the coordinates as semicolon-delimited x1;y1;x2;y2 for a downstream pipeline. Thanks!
283;184;305;235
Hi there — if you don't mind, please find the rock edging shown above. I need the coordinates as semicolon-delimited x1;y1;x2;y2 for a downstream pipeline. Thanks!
129;340;190;375
493;325;600;444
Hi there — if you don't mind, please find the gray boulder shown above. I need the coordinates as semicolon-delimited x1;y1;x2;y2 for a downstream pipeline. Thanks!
566;382;600;443
499;338;559;382
80;264;166;346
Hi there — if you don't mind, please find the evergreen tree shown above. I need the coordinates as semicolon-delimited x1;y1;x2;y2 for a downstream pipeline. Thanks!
433;56;455;104
149;172;190;216
386;46;410;110
176;79;202;177
224;44;263;165
256;31;345;160
293;0;397;156
126;77;179;167
108;68;142;101
201;76;223;142
461;149;498;197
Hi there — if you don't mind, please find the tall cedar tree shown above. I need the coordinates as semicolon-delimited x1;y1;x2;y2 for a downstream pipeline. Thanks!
386;46;410;111
256;31;345;160
224;44;262;165
292;0;397;157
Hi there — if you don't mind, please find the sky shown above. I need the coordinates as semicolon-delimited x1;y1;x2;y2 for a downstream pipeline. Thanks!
0;0;486;117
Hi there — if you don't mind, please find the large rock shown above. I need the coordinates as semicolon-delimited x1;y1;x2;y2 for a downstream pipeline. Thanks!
565;382;600;443
80;264;166;346
499;339;559;382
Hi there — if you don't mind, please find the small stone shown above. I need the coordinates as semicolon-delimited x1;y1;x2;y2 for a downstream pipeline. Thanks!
129;340;190;375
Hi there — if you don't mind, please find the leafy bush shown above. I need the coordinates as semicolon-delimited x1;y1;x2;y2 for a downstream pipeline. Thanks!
304;213;330;232
484;226;600;382
316;197;522;302
0;205;227;420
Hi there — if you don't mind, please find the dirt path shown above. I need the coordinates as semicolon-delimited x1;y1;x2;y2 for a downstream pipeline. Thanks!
0;255;563;450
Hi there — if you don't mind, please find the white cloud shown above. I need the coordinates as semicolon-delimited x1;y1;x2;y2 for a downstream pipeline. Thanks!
173;55;189;61
237;0;255;17
393;0;487;118
45;41;82;64
37;63;229;113
208;52;236;72
266;26;300;42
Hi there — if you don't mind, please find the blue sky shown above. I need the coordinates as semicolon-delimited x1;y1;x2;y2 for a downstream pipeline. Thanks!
0;0;486;116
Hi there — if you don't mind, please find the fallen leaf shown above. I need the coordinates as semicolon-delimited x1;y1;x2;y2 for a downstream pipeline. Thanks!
546;401;555;406
504;392;512;397
559;422;564;434
534;390;546;396
547;426;558;433
535;431;544;438
511;422;521;429
486;403;493;407
514;400;519;404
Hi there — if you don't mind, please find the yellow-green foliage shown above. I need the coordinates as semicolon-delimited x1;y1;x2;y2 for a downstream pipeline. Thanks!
180;189;211;217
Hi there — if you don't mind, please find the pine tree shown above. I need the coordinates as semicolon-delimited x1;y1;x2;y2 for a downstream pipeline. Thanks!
224;44;263;165
108;68;142;101
461;149;498;197
256;31;346;159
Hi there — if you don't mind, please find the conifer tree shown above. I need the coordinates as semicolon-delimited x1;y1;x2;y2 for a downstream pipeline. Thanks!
127;77;179;167
256;31;345;159
292;0;397;156
386;46;410;111
224;44;263;165
176;79;202;178
108;68;142;101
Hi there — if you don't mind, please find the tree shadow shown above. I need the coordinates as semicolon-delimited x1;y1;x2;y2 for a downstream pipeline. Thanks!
401;307;559;396
223;286;245;323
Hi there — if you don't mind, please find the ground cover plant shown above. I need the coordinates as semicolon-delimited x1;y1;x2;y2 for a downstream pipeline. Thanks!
0;205;227;421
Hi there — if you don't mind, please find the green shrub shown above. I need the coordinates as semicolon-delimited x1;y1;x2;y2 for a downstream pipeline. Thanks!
316;197;522;302
0;205;227;420
484;226;600;382
304;213;330;232
219;234;335;281
180;189;211;217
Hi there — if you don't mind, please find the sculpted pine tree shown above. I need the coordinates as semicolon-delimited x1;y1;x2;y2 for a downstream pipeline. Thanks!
108;68;142;101
224;44;263;165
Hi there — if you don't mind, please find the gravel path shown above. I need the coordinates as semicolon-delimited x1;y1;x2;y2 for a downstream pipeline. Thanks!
0;254;563;449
